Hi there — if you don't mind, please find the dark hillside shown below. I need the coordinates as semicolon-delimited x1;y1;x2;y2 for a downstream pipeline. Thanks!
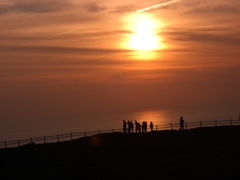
1;126;240;179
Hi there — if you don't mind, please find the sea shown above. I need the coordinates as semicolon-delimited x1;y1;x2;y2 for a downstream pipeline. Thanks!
0;103;239;144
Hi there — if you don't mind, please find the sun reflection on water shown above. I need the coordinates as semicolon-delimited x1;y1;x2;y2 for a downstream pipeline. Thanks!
127;110;168;129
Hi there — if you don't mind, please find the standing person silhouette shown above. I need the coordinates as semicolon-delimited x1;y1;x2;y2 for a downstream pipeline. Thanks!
135;120;138;133
127;120;131;133
180;116;184;130
123;120;127;133
130;121;134;133
142;121;145;132
145;121;148;132
150;121;153;131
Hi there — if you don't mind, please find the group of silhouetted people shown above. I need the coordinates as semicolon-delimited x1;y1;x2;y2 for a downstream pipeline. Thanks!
123;120;134;133
123;116;185;133
123;120;154;133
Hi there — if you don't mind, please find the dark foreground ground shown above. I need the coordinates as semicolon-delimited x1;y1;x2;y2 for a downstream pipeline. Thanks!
1;126;240;179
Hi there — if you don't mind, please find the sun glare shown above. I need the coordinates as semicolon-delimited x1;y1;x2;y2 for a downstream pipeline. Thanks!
127;13;161;51
129;15;159;50
120;13;163;60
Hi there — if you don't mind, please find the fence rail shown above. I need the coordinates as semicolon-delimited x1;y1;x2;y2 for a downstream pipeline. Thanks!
1;119;239;149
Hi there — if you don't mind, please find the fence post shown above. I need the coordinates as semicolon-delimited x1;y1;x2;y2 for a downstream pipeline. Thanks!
44;136;46;144
156;125;158;131
215;120;217;127
71;133;73;140
5;141;7;148
84;131;86;137
18;140;20;147
170;124;172;130
200;121;202;128
57;135;59;142
185;122;187;130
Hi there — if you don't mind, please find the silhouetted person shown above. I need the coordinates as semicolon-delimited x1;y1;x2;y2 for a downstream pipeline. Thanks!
150;121;153;131
134;121;141;133
130;121;134;133
135;120;138;133
145;121;148;132
142;121;147;132
137;123;142;133
142;121;145;132
123;120;127;133
127;120;131;133
180;116;184;130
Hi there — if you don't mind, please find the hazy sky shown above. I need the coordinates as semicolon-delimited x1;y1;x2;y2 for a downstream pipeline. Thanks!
0;0;240;140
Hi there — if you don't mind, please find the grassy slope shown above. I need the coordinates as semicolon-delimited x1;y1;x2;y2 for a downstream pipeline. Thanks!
1;126;240;179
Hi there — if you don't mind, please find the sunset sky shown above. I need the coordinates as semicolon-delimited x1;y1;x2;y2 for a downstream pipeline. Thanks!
0;0;240;141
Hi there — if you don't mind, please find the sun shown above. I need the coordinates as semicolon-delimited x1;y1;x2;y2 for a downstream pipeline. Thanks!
128;13;161;51
119;13;163;59
130;30;158;51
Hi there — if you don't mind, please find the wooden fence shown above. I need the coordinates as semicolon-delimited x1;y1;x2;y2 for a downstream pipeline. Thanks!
0;119;239;149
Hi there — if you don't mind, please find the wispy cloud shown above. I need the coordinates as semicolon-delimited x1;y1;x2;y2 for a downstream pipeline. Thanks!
0;0;73;14
161;27;240;46
82;2;105;13
136;0;181;13
109;4;137;13
181;0;240;14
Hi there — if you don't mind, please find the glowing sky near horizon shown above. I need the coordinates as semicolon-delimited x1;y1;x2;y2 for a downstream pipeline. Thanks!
0;0;240;141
